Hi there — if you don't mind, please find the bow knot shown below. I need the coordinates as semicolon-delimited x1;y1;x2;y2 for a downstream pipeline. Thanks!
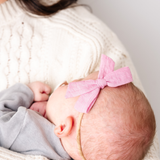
65;55;133;113
96;79;107;89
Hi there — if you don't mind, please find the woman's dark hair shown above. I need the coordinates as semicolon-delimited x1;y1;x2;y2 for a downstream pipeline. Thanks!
15;0;78;16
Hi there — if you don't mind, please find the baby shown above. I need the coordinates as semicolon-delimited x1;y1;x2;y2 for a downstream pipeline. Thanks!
0;55;155;160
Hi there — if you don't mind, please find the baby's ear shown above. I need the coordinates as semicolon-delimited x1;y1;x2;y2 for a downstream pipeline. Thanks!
54;116;74;138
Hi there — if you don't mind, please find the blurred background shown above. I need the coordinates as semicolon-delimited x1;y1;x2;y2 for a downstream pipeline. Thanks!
79;0;160;144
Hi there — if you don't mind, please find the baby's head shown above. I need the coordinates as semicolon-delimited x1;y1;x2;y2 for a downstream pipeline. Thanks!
80;81;155;160
46;56;156;160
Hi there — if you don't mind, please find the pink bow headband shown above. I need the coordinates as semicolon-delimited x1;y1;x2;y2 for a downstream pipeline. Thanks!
65;54;133;113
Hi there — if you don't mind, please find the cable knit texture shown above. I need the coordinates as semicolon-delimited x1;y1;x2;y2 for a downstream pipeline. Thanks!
0;0;159;159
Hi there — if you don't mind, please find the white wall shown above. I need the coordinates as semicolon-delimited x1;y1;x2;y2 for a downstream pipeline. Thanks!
79;0;160;144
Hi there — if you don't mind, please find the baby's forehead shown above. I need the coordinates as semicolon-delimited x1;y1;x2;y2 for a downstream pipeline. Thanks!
83;71;99;81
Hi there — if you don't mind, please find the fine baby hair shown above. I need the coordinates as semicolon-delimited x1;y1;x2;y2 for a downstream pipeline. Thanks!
64;55;156;160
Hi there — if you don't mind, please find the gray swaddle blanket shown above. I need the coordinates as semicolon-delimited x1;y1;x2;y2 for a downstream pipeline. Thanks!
0;83;71;160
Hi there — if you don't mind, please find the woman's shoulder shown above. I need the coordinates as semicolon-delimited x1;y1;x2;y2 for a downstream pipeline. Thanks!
47;6;128;58
53;6;144;90
46;6;114;43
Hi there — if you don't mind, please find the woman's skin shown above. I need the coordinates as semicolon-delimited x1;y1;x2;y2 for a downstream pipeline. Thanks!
0;0;6;4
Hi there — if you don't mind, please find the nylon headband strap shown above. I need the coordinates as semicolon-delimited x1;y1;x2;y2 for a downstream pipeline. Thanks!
76;113;86;160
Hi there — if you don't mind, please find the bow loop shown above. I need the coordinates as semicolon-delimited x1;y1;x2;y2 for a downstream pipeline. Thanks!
98;55;115;79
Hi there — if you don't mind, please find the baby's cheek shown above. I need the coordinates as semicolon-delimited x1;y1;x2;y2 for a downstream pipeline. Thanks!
30;101;47;117
46;103;55;123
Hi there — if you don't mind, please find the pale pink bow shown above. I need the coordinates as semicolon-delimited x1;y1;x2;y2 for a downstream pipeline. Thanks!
65;54;133;113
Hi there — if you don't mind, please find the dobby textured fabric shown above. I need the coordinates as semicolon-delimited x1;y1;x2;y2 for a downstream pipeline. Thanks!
66;55;133;113
0;0;159;159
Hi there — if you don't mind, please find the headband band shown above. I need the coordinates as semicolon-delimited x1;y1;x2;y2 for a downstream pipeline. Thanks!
76;113;86;160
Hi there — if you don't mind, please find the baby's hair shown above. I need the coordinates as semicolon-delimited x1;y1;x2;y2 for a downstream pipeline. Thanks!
15;0;78;16
80;83;156;160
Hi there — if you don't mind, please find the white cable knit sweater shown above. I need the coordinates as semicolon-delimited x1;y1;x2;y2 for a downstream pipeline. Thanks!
0;0;159;159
